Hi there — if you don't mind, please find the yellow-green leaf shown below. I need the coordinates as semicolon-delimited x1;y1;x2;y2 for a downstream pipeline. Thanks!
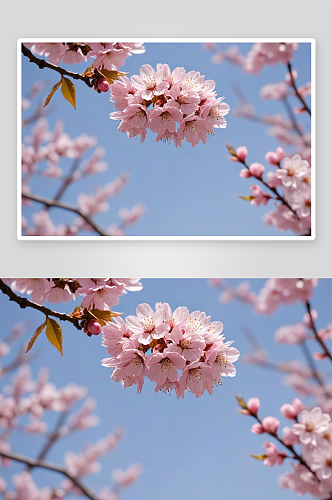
61;77;76;109
90;309;123;322
98;69;128;83
239;195;254;201
25;319;47;353
44;79;62;108
226;144;237;157
250;454;267;461
46;317;63;355
235;395;248;410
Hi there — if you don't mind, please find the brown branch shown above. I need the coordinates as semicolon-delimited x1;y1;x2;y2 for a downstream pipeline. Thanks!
0;280;82;330
22;193;107;236
300;341;332;398
21;44;93;88
238;400;319;480
234;153;301;219
45;159;81;211
287;62;311;116
282;97;311;147
26;411;68;472
0;449;100;500
305;301;332;363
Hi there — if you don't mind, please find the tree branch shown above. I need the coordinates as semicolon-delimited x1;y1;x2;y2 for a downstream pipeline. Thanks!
0;449;100;500
26;411;68;472
21;44;93;88
300;341;332;398
45;159;81;211
0;280;82;330
287;62;311;116
282;97;311;147
22;193;107;236
305;301;332;363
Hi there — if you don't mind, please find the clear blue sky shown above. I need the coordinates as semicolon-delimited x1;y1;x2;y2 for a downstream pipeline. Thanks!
21;42;312;236
1;278;330;500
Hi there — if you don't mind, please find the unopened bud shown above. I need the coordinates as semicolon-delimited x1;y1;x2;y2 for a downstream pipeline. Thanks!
86;320;102;336
97;79;110;93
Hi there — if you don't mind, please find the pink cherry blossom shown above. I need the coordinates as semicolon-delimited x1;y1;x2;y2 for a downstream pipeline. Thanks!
292;408;331;446
262;416;280;434
263;441;287;466
247;398;260;416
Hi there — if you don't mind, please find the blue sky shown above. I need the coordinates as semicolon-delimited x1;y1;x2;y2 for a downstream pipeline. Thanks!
1;278;330;500
21;42;312;236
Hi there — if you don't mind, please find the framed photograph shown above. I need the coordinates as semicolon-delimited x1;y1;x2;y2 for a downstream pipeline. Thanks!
18;39;315;240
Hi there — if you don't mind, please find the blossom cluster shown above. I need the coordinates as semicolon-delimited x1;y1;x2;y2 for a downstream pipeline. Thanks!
24;42;145;69
102;302;239;397
243;397;332;498
232;146;311;235
4;278;142;309
206;42;298;75
109;63;230;146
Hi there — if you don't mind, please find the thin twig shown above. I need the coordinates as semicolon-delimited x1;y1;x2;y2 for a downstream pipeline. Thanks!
282;97;311;147
300;341;332;398
26;411;68;471
21;45;93;88
246;407;318;479
0;280;82;330
44;159;81;212
305;301;332;363
236;155;301;220
0;449;100;500
22;193;107;236
287;62;311;116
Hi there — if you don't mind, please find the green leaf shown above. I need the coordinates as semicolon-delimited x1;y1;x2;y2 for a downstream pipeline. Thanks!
25;319;47;353
61;76;76;109
239;195;254;201
250;454;267;461
44;79;62;107
46;317;63;355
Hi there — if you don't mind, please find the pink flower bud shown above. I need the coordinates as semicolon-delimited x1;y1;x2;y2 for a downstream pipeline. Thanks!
262;416;280;434
239;169;252;178
292;399;303;415
97;79;110;92
86;320;102;336
249;162;265;178
282;426;300;446
236;146;248;161
280;404;297;419
265;148;285;166
247;397;260;416
251;423;264;434
266;171;282;188
275;148;285;161
313;352;327;360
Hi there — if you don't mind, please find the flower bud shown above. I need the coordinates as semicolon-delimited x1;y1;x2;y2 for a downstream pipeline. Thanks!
236;146;248;162
97;79;110;93
239;169;251;178
86;320;102;336
262;416;280;434
251;423;264;434
249;162;265;178
247;397;260;416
